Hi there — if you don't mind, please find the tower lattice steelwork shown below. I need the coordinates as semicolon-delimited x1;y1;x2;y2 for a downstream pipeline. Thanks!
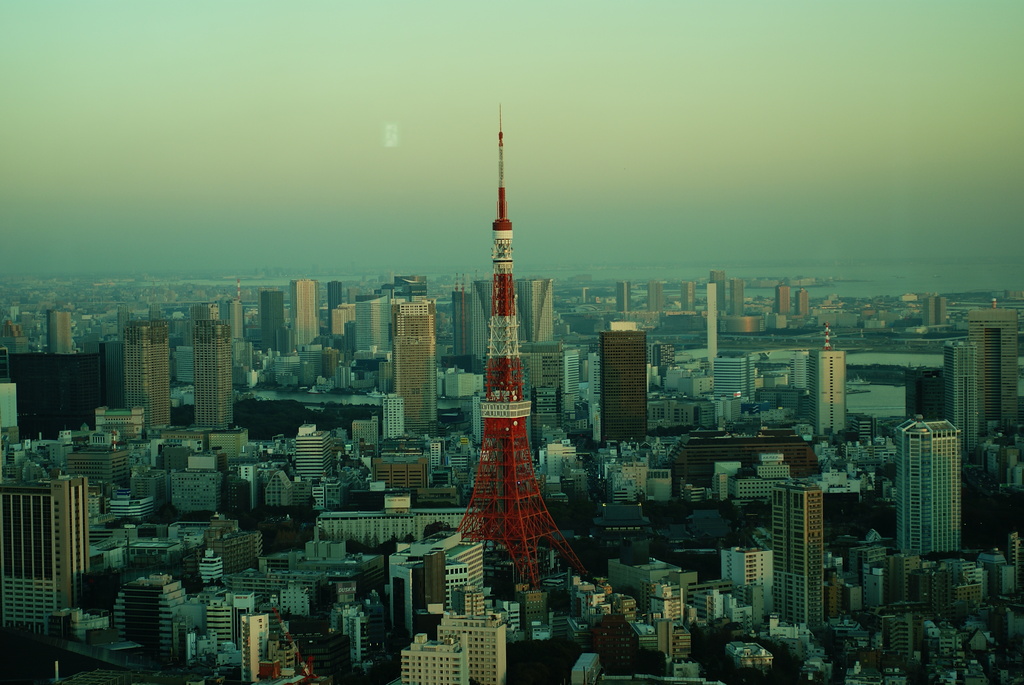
459;118;586;587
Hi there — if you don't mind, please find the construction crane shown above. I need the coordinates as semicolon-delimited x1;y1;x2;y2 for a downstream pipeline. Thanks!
271;606;318;683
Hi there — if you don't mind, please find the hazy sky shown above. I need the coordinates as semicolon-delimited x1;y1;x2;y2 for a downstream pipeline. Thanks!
2;2;1022;276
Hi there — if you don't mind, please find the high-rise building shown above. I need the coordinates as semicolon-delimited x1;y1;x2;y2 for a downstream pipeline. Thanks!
647;281;665;313
772;482;823;627
943;341;978;455
258;288;285;352
193;319;233;430
905;367;944;421
706;284;718;372
516;278;554;343
895;418;961;555
355;295;391;353
98;340;125;408
616;281;631;313
9;353;100;439
291;279;320;347
469;280;493;362
774;284;791;315
114;573;186;659
600;327;647;443
808;332;846;436
728;278;744;316
228;296;244;342
721;547;774;615
124;320;170;430
680;281;696;312
392;300;437;436
714;352;755;399
327;280;345;311
382;394;406;438
922;296;947;327
709;270;727;313
240;612;271;683
795;288;809;317
47;310;73;354
0;476;89;634
295;423;334;481
968;305;1018;429
451;285;471;357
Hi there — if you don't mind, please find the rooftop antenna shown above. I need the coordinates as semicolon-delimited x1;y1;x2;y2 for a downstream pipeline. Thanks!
823;322;832;351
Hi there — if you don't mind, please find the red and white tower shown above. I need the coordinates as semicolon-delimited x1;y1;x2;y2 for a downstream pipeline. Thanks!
459;118;586;587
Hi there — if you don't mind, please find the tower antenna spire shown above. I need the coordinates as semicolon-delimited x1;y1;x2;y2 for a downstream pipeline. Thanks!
497;106;507;220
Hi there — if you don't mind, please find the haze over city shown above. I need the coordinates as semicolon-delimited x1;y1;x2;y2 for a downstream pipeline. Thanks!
3;2;1023;276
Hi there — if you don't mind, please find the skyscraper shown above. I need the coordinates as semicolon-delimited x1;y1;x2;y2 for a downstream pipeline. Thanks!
295;423;334;481
706;284;718;372
772;481;823;627
968;305;1018;429
124;319;170;429
795;288;810;317
382;394;406;439
47;310;73;354
647;281;665;312
709;270;726;313
469;280;493;361
774;284;791;315
600;327;647;443
516;278;554;343
679;281;696;312
922;295;947;327
290;279;320;347
728;278;744;316
943;341;978;455
0;476;89;634
808;327;846;436
258;288;285;351
355;295;391;353
451;285;471;357
392;299;437;436
616;281;631;313
714;352;755;399
327;280;345;312
905;367;944;421
10;353;100;439
895;418;961;555
193;319;233;430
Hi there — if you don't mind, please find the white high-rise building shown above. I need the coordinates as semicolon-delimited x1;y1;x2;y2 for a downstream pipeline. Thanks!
562;347;580;414
714;352;755;399
809;348;846;436
896;418;961;555
789;350;809;389
515;278;554;343
295;423;333;481
383;394;406;439
944;340;979;456
290;279;320;347
355;295;391;352
401;633;468;685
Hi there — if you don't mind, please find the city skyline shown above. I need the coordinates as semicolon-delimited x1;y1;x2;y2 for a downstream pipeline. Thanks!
2;3;1022;275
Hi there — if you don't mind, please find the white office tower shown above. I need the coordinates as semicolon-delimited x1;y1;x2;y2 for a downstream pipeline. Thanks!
706;283;717;372
808;328;846;436
383;394;406;439
290;279;320;347
944;340;979;456
714;352;755;399
789;350;809;389
355;295;391;352
437;613;508;685
240;612;270;683
896;418;961;555
562;347;580;414
295;424;334;481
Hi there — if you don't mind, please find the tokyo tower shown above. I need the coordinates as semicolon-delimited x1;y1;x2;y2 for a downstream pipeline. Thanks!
459;116;586;587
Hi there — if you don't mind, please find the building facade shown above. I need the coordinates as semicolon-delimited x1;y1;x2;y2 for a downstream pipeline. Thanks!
943;341;978;455
392;300;437;436
193;319;233;430
968;306;1018;429
124;319;170;429
291;279;320;347
896;418;961;555
772;482;823;627
809;348;846;436
599;328;647;443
